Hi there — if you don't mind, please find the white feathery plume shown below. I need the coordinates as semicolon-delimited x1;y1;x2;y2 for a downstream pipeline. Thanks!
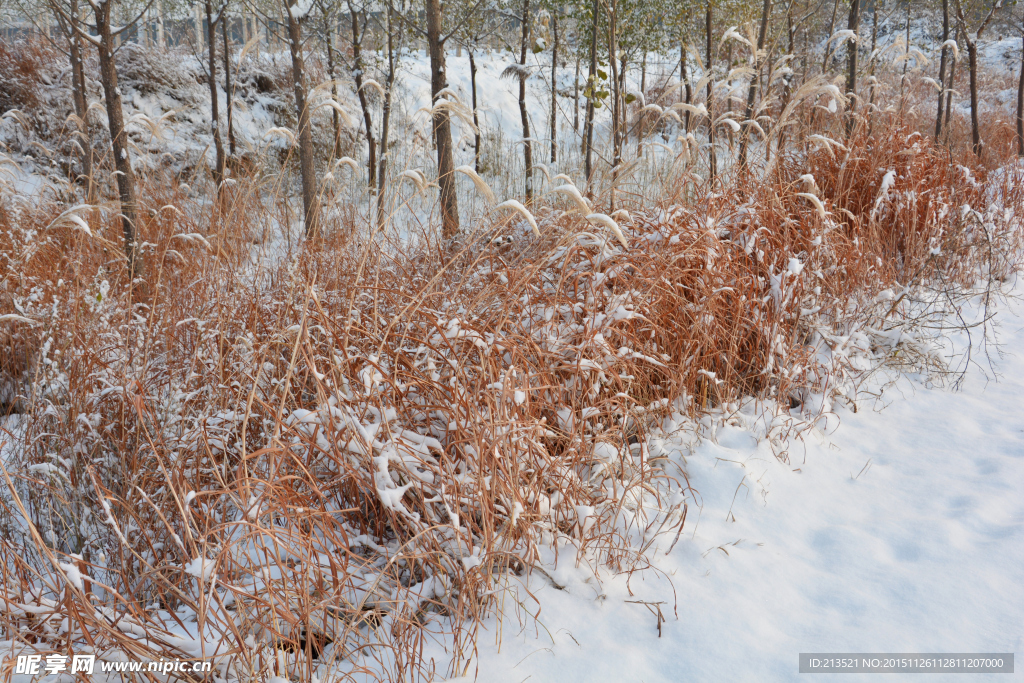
585;213;629;249
400;169;430;193
797;192;828;220
455;165;496;204
495;199;540;237
335;156;360;173
360;79;387;98
548;184;592;215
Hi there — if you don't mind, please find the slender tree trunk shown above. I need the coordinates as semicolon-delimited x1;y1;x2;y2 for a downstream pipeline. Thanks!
65;0;93;201
867;3;879;134
845;0;860;136
936;0;950;139
222;15;236;156
967;38;981;157
822;0;840;72
609;2;620;210
739;0;772;169
426;0;459;239
706;0;716;181
518;0;533;201
900;2;911;107
573;53;580;132
95;0;140;277
285;0;319;236
349;2;376;189
550;13;558;164
943;27;958;141
323;11;342;160
683;40;693;133
470;49;481;172
1010;20;1024;156
196;3;203;51
617;53;626;145
204;0;225;188
157;0;164;48
584;0;598;189
377;3;397;228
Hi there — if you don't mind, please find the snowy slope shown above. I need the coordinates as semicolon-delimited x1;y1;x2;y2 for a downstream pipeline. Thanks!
433;287;1024;682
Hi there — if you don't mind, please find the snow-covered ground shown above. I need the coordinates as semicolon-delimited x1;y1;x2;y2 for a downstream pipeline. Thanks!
430;287;1024;682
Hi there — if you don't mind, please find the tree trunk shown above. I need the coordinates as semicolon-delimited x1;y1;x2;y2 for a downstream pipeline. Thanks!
95;0;140;277
845;0;860;136
377;3;397;228
205;0;225;189
609;5;621;206
66;0;93;201
706;0;716;182
195;4;203;51
609;3;620;210
868;2;878;109
285;0;320;236
943;27;958;141
157;0;164;48
518;0;533;201
573;53;580;132
967;39;981;157
900;3;911;107
349;2;377;189
738;0;772;169
470;49;481;172
550;13;558;164
425;0;459;239
222;15;236;156
683;40;693;133
584;0;598;189
323;11;342;160
935;0;950;139
822;0;840;73
1017;30;1024;156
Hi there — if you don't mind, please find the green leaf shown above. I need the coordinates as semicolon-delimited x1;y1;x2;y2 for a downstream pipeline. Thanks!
597;68;607;80
624;93;637;104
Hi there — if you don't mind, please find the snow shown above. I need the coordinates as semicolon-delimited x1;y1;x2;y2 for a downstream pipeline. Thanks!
432;285;1024;681
183;556;216;583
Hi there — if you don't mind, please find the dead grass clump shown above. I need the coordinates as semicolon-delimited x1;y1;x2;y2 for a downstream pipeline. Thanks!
0;38;60;114
0;84;1021;683
115;43;202;97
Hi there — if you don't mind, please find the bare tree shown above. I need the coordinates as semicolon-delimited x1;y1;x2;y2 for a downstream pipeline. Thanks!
936;0;951;139
50;0;94;201
204;0;226;189
469;47;481;171
378;2;402;227
285;0;320;236
952;0;1000;158
347;0;377;189
517;0;533;201
845;0;861;136
550;10;558;164
1017;15;1024;155
584;0;598;189
318;2;344;160
738;0;773;169
608;0;620;208
706;0;716;182
50;0;153;277
425;0;459;239
222;15;236;156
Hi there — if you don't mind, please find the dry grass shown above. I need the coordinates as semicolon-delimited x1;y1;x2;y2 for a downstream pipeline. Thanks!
0;32;1022;682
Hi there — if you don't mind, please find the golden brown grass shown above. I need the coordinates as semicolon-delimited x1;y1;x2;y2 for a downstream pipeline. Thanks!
0;36;1022;682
